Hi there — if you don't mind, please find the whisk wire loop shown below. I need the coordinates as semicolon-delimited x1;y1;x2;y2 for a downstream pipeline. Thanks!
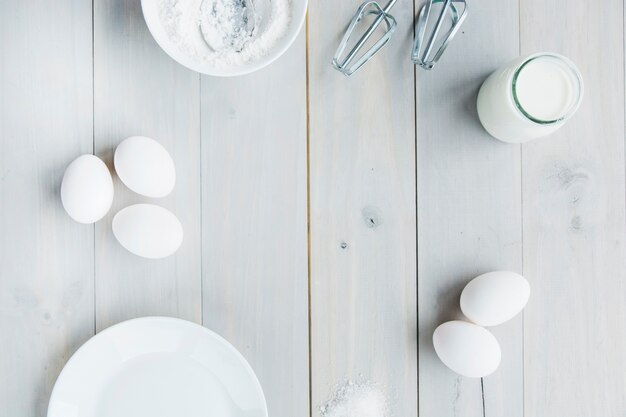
412;0;467;70
332;0;398;76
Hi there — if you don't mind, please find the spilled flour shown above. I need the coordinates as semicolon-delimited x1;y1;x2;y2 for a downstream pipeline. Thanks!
320;381;389;417
159;0;291;68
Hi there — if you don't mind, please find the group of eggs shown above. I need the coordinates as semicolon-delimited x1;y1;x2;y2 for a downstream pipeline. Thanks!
433;271;530;378
60;136;183;259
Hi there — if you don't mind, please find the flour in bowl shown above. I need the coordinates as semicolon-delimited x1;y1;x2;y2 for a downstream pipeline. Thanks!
159;0;291;68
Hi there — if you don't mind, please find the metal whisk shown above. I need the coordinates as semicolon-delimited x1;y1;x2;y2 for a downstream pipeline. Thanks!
332;0;398;76
412;0;467;70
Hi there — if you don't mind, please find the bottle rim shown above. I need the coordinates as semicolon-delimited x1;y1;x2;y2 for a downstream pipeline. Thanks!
511;53;584;125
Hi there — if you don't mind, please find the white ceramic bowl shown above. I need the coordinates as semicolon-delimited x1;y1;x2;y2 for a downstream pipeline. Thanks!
141;0;307;77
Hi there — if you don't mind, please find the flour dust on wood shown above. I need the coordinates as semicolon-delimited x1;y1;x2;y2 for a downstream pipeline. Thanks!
320;380;390;417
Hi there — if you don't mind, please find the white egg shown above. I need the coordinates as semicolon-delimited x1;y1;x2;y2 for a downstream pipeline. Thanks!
433;320;501;378
112;204;183;259
114;136;175;198
460;271;530;327
61;154;114;224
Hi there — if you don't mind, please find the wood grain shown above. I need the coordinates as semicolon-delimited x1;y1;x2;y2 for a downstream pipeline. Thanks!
200;34;309;417
0;1;94;415
3;1;626;416
414;1;522;416
93;0;202;329
308;1;418;416
521;0;626;415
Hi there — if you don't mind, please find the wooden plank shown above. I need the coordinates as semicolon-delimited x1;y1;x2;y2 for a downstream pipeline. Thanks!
0;0;94;415
200;34;309;417
308;2;417;416
415;0;522;416
520;0;626;415
93;0;201;329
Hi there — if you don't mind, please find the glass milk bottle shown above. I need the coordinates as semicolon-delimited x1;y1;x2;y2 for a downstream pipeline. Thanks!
477;52;583;143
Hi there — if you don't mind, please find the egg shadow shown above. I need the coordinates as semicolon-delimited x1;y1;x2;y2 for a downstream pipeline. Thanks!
418;274;474;358
96;145;117;179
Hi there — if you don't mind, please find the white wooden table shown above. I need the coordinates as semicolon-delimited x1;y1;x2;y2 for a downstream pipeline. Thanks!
1;1;625;416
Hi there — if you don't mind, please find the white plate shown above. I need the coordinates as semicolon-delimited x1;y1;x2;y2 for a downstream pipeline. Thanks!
141;0;308;77
48;317;267;417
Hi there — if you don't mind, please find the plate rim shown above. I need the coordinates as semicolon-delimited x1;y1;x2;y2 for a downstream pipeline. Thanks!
47;316;268;417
